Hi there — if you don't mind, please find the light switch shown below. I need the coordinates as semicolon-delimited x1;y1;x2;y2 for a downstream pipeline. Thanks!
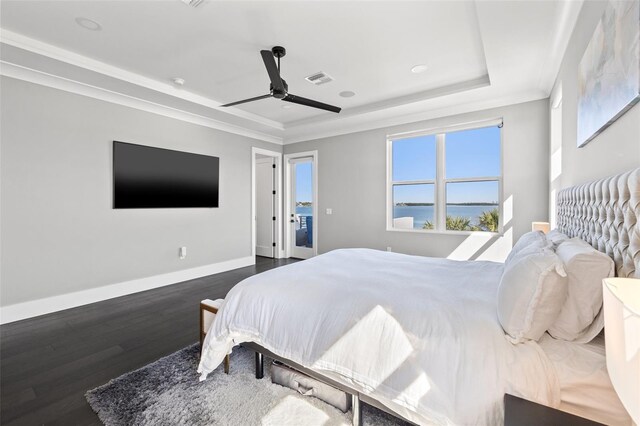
326;208;333;215
179;246;187;259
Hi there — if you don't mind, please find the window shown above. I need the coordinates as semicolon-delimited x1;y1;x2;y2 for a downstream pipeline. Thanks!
388;120;502;233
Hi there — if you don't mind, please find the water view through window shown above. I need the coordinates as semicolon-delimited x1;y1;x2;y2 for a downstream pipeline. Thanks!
294;161;313;248
391;125;501;232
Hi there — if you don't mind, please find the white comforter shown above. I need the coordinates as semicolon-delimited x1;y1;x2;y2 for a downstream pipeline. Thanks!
198;249;560;425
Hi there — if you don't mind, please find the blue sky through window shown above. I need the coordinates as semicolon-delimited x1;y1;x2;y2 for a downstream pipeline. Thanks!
393;184;434;204
295;162;313;202
392;135;436;181
393;126;500;203
446;181;499;204
445;126;500;179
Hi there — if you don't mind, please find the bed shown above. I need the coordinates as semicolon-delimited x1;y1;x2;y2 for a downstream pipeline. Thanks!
538;333;631;425
198;168;639;425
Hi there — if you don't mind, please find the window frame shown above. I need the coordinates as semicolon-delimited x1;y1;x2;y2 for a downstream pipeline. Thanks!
386;118;504;235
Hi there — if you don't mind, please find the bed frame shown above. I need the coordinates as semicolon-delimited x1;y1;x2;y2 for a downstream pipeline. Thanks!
243;342;385;425
226;168;639;426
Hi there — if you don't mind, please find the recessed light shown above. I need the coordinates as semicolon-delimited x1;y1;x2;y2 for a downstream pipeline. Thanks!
75;17;102;31
171;77;185;86
411;64;428;74
339;91;355;98
282;105;292;109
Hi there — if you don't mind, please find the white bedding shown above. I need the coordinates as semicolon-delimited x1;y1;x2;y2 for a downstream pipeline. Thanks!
198;249;560;425
538;333;632;425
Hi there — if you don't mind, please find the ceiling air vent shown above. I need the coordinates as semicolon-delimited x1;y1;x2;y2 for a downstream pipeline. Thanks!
305;71;334;86
181;0;204;7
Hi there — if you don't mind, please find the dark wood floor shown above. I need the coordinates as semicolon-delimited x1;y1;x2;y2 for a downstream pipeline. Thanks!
1;256;298;426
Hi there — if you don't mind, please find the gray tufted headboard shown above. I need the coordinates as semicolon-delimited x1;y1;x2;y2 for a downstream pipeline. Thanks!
556;168;640;278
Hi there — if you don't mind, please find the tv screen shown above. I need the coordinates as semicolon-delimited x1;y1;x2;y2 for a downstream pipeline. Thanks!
113;141;219;208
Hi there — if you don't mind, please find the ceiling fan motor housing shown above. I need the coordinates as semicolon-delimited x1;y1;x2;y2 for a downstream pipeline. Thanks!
271;46;286;58
271;80;288;99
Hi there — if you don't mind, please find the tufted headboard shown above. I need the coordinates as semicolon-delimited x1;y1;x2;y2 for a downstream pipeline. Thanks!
556;168;640;278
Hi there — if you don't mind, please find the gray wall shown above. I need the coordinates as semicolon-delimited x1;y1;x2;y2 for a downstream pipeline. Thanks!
0;77;281;307
285;99;549;261
550;0;639;198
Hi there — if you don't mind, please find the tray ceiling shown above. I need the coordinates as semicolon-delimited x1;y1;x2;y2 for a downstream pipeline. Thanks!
0;0;583;144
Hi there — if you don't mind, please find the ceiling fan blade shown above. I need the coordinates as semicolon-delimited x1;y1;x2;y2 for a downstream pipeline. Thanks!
283;94;341;113
220;94;272;108
261;50;285;92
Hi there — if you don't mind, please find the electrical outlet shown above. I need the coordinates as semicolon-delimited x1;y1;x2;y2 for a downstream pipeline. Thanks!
179;246;187;259
386;247;392;252
326;208;333;215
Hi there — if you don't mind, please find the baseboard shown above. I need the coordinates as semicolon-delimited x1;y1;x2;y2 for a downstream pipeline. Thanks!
0;256;255;324
256;245;273;257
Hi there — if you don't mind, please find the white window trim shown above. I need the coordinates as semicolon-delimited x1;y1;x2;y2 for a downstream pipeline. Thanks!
386;118;504;235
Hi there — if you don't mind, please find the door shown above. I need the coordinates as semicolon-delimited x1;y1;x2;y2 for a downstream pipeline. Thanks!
288;156;316;259
256;157;275;257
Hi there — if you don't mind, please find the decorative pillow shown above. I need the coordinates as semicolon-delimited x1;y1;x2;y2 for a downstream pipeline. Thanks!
547;238;615;343
546;229;569;247
505;231;548;266
497;248;568;343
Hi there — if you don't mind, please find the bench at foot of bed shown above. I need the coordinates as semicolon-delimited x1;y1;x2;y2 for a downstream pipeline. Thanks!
199;299;230;374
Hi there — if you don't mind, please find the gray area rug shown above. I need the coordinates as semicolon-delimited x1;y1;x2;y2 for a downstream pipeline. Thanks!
86;344;409;425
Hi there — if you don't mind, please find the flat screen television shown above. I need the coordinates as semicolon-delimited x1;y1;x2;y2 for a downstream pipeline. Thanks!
113;141;219;208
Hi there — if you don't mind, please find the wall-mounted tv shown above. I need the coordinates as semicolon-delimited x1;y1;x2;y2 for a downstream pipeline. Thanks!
113;141;219;208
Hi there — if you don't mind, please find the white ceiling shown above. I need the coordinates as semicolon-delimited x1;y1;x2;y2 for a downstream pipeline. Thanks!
0;0;583;144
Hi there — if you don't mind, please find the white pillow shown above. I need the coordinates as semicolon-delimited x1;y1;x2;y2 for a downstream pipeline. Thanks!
547;238;615;342
505;231;548;266
546;229;569;247
497;248;568;343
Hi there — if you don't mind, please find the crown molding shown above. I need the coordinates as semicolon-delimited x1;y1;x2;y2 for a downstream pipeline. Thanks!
536;0;584;93
1;7;575;147
283;89;547;144
0;28;284;131
0;61;284;145
285;75;491;129
0;29;497;145
1;55;543;147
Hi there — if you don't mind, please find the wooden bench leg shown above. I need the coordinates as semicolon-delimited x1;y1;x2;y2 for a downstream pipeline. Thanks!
200;339;230;374
200;299;230;374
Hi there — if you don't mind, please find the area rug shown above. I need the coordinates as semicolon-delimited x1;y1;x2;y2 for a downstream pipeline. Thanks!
86;344;409;425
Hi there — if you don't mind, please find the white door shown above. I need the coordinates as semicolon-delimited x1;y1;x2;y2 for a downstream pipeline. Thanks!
287;156;316;259
256;158;275;257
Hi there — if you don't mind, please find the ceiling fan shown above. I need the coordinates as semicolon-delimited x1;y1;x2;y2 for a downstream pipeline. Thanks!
220;46;341;113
